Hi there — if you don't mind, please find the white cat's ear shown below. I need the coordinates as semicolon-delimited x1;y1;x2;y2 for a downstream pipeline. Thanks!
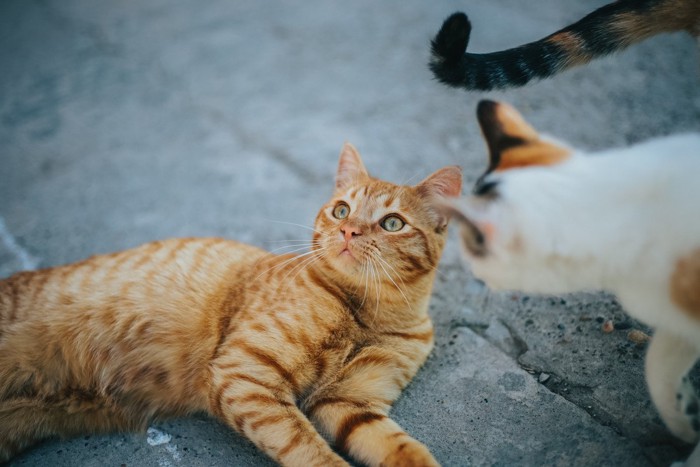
476;100;570;176
416;166;463;230
335;142;369;192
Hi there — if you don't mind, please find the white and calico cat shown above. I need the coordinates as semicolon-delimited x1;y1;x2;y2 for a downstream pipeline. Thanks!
441;100;700;464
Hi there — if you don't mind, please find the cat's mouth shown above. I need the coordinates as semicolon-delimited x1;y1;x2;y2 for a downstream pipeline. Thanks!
338;246;357;261
336;244;363;267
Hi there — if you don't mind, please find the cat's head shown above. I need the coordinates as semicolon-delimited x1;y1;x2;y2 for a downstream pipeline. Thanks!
313;143;462;288
440;100;579;293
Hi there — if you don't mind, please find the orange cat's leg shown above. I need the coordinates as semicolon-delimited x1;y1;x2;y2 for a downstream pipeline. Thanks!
307;400;438;467
209;361;348;467
0;396;136;462
302;343;439;467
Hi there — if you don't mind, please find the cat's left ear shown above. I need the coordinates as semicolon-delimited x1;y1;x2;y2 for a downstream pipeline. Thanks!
336;142;370;192
416;166;463;230
477;100;570;176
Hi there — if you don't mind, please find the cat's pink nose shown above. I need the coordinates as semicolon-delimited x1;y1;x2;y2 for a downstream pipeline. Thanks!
340;225;362;242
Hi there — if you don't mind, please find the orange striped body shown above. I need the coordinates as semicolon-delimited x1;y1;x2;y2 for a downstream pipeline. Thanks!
0;143;462;466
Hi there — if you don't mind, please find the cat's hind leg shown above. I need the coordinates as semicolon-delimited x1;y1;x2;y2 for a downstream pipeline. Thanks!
645;329;700;444
0;396;137;462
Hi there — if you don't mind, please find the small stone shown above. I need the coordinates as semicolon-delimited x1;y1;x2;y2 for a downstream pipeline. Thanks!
602;320;614;333
557;323;566;330
595;316;604;323
538;373;550;383
627;329;650;345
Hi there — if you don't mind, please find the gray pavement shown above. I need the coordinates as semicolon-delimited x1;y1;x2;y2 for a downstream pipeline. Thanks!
1;0;699;466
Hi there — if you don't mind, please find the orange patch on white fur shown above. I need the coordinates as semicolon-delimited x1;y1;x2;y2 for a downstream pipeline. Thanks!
493;102;539;141
670;248;700;320
495;140;571;171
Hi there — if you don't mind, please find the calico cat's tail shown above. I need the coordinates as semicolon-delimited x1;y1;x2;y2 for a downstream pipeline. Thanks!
429;0;696;91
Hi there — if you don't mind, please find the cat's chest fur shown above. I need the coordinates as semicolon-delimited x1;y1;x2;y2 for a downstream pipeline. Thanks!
214;266;434;407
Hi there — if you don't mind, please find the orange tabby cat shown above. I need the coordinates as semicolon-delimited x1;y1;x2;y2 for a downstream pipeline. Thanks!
0;143;462;467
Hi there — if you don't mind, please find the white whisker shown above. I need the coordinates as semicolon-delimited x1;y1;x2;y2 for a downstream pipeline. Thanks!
282;250;325;284
358;259;370;310
267;243;316;255
350;260;365;296
424;262;448;279
279;255;326;294
373;251;409;290
265;220;325;235
253;249;320;281
266;239;322;244
366;257;381;328
373;253;411;309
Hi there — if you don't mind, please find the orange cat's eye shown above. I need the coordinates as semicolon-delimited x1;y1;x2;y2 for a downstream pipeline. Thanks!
380;215;404;232
333;203;350;219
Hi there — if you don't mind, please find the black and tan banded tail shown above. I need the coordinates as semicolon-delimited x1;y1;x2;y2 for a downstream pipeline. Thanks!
429;0;700;91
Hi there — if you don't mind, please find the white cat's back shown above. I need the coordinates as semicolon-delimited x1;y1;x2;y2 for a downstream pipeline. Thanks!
598;133;700;249
590;133;700;339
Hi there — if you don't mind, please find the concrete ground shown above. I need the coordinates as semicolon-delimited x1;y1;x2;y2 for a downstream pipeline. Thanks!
1;0;699;465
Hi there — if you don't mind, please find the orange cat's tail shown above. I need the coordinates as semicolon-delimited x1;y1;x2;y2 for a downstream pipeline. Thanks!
429;0;695;91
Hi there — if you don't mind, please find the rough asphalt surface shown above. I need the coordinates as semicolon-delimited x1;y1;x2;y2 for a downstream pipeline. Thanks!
1;0;699;466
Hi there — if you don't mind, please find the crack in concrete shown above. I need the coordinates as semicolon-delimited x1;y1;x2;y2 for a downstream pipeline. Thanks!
522;359;687;465
460;313;647;445
193;104;322;185
534;371;683;463
460;287;660;450
449;319;487;332
142;57;323;187
450;311;623;436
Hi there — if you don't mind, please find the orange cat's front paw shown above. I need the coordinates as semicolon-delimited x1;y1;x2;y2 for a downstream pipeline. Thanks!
379;441;440;467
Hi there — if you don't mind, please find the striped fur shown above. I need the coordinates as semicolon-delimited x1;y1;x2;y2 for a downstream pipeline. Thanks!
0;143;461;466
429;0;700;91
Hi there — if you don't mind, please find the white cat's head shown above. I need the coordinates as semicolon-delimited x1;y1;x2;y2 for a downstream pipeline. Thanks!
440;100;590;294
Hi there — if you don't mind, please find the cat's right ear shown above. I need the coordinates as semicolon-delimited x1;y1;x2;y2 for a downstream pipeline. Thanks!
476;100;570;177
335;142;370;192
